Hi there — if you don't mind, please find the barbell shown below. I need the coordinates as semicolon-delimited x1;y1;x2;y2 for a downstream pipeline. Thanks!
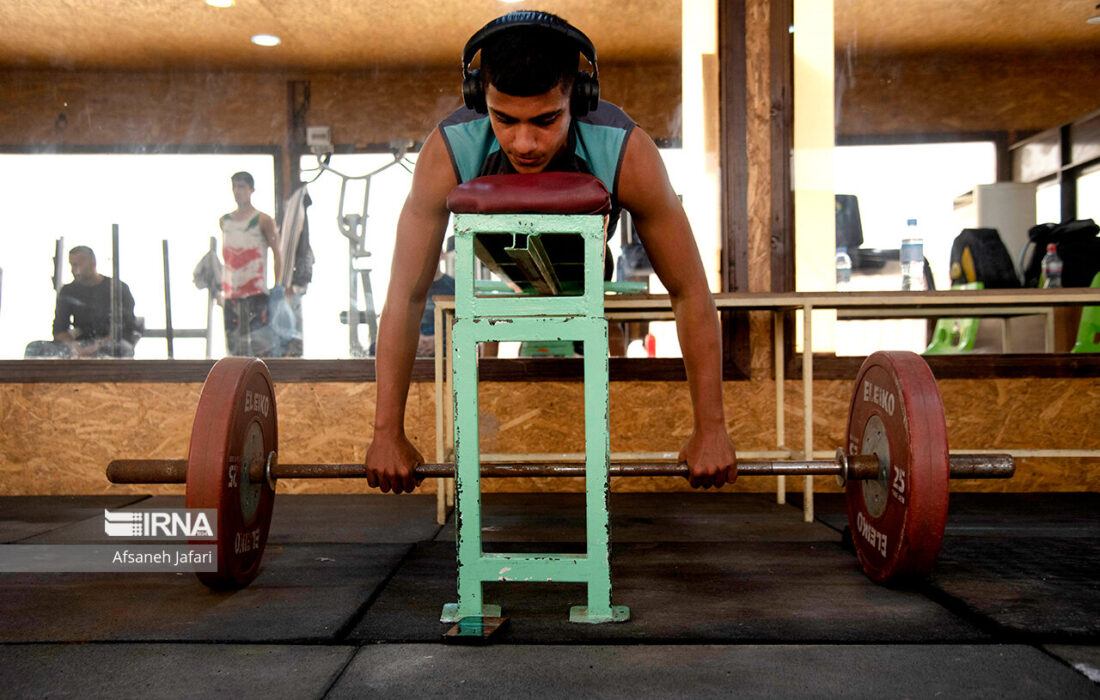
107;453;1014;485
106;352;1014;589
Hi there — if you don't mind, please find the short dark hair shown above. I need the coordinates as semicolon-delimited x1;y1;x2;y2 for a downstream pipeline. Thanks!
480;18;578;97
69;245;95;263
231;171;255;189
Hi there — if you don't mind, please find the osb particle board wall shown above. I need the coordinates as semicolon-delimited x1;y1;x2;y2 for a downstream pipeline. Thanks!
0;62;682;148
836;50;1100;136
0;70;290;146
1;378;1097;496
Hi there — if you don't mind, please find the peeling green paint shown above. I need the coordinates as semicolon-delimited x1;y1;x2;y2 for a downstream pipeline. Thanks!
441;210;630;625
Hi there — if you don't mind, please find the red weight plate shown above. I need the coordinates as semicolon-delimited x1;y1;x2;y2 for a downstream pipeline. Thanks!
845;351;949;583
185;358;277;588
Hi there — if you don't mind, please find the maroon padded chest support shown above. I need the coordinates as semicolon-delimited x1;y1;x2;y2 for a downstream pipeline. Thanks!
446;172;612;215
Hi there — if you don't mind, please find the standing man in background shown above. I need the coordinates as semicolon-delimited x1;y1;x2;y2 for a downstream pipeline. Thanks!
220;171;280;356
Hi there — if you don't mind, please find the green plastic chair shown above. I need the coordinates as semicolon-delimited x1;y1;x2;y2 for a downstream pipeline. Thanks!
924;281;984;355
1070;271;1100;353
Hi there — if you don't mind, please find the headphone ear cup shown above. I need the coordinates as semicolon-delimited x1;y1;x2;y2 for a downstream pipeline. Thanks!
571;71;599;117
463;69;487;113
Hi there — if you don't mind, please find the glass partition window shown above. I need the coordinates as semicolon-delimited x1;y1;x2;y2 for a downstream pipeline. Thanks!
297;148;697;360
0;153;275;360
296;152;416;359
836;141;996;291
798;0;1100;358
831;142;996;356
0;146;704;362
1036;181;1061;225
0;2;722;368
1077;166;1100;224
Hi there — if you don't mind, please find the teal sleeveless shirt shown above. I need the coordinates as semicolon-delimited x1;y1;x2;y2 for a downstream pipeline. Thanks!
438;100;635;198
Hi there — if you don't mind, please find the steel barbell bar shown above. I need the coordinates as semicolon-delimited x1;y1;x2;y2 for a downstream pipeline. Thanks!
106;452;1015;486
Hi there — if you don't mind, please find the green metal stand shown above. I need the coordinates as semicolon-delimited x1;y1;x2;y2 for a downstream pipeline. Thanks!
440;213;629;624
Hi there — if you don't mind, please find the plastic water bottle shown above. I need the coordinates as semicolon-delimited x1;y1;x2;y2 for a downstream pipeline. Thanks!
835;247;852;291
901;220;925;291
1040;243;1063;288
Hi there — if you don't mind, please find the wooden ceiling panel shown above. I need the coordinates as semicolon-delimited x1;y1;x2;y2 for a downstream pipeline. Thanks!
0;1;1094;71
0;0;681;70
835;0;1100;54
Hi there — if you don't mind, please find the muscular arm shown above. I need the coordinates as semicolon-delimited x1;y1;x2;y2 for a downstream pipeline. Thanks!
365;129;457;493
616;128;737;488
259;214;282;291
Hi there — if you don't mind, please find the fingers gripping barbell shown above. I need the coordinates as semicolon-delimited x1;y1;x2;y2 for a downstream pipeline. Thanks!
106;353;1014;588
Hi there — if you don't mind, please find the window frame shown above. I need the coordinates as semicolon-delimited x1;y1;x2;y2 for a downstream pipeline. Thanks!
759;1;1100;382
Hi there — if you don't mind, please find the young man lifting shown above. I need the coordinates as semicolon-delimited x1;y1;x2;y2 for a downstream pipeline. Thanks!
364;11;737;493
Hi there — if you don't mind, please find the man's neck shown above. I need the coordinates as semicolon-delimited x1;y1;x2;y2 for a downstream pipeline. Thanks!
79;274;105;287
232;204;257;219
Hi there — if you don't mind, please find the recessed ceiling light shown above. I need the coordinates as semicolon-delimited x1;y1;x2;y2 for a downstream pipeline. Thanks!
251;34;282;47
205;0;233;7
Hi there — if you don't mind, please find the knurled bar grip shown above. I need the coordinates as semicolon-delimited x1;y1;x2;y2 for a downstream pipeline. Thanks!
105;453;1015;484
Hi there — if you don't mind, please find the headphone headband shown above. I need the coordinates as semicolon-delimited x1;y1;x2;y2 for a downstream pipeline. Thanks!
460;11;601;116
461;11;598;79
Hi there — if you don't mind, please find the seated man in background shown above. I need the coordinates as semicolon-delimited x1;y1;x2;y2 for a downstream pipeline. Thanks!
26;245;138;358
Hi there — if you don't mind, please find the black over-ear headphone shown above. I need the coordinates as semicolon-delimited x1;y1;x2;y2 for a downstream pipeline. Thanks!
461;11;600;117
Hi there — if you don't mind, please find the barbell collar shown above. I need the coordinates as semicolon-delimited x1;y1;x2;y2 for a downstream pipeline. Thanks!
107;459;188;483
943;452;1015;478
105;452;1013;485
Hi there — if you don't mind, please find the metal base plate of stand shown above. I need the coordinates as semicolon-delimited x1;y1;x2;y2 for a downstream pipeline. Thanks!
440;603;502;624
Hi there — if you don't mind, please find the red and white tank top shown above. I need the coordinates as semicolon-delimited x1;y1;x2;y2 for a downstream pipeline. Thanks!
220;212;267;299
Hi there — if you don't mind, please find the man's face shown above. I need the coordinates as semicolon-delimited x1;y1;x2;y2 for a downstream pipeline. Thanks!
69;252;96;285
231;178;254;207
485;84;571;174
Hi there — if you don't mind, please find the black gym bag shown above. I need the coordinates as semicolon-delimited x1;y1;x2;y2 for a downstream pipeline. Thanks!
1019;219;1100;288
948;228;1021;289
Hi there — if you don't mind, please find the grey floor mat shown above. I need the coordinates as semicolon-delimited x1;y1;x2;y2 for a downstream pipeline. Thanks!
0;495;148;543
0;542;408;642
927;535;1100;640
329;643;1100;699
351;540;987;643
0;643;354;699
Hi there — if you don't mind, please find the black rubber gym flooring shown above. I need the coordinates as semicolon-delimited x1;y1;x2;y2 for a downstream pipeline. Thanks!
1;492;1097;698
